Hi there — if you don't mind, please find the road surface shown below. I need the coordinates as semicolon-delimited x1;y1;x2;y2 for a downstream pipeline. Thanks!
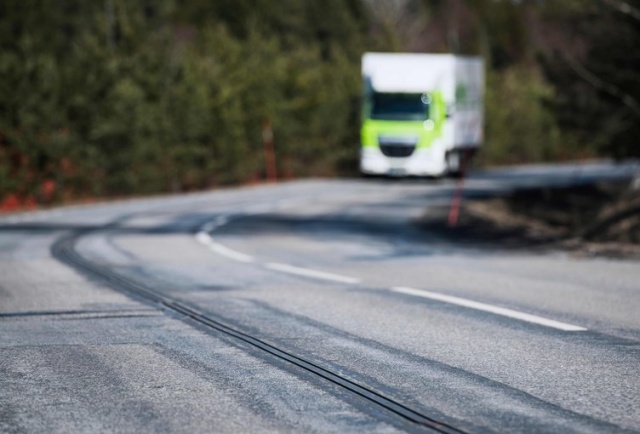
1;162;639;433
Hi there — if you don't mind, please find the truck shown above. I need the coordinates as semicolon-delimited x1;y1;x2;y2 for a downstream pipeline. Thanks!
360;53;484;177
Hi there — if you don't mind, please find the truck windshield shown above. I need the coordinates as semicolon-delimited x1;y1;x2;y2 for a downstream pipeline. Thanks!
370;92;429;121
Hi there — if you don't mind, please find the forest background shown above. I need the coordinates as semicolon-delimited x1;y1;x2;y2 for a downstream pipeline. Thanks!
1;0;639;208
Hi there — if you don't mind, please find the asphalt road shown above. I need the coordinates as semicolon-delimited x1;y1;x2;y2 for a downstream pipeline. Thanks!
1;162;639;433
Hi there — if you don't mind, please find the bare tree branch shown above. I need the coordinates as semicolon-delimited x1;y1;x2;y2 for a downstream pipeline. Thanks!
562;53;640;118
600;0;640;22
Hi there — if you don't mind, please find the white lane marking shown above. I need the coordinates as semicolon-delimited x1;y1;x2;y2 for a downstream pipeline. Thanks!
208;243;254;263
391;287;587;332
201;215;228;232
266;262;360;285
201;222;216;232
196;231;254;263
195;231;212;245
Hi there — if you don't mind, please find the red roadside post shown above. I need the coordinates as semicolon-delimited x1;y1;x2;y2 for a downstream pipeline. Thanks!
447;150;471;227
262;119;277;183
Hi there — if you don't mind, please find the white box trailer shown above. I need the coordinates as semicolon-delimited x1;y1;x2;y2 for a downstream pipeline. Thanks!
360;53;484;176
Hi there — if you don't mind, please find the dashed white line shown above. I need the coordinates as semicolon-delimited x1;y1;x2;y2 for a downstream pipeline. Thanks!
266;262;360;284
201;216;228;233
391;287;587;332
207;243;254;263
195;208;589;331
196;231;254;263
195;231;210;245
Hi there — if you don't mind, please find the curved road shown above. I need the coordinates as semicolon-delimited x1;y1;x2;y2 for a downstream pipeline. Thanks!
1;162;639;433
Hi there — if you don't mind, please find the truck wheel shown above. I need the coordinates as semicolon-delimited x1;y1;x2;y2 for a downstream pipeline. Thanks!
447;150;475;178
446;152;462;178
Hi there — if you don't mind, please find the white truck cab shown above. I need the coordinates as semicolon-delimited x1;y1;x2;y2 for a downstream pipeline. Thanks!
360;53;484;177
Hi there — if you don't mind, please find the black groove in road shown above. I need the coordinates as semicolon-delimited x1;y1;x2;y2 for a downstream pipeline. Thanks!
52;231;467;434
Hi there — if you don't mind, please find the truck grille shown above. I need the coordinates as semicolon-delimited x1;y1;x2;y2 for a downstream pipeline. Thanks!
378;135;418;158
380;143;416;157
